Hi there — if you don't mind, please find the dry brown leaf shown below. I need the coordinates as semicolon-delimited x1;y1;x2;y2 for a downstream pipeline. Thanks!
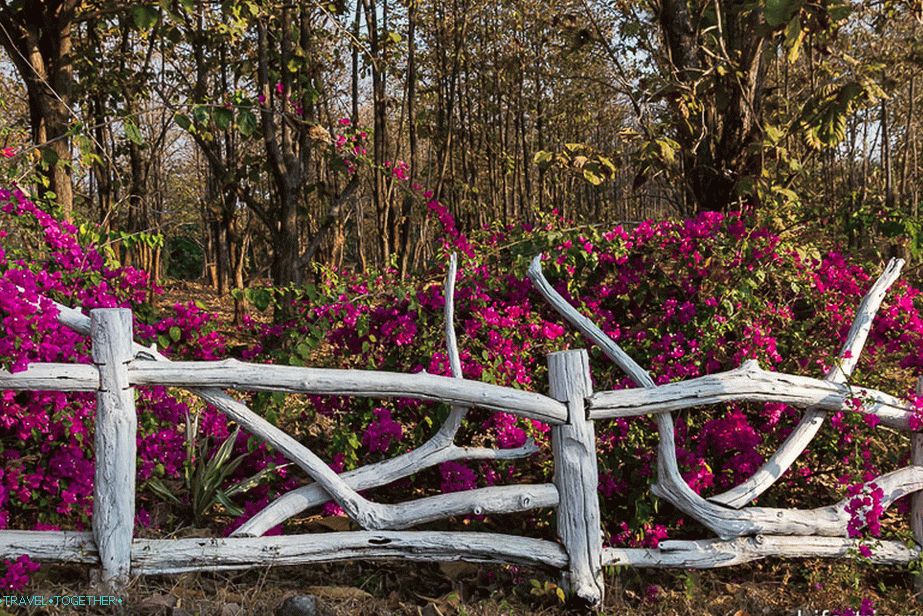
438;562;479;581
309;124;333;144
137;593;178;609
307;515;353;532
303;585;373;600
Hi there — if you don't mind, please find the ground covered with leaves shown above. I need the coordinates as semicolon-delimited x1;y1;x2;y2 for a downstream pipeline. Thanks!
8;559;920;615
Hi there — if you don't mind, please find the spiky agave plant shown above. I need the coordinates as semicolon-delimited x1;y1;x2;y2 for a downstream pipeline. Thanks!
147;410;288;528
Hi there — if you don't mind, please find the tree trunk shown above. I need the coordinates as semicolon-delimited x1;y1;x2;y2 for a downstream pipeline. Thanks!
0;2;77;215
657;0;767;212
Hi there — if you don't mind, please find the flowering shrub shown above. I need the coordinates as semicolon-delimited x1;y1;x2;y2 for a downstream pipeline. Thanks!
361;408;404;453
0;186;291;588
248;184;923;548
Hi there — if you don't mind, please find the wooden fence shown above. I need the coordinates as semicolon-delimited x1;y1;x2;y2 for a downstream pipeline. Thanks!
1;254;921;607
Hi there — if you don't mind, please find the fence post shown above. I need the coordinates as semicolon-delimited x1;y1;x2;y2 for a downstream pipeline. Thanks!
913;377;923;596
548;349;603;606
91;308;136;588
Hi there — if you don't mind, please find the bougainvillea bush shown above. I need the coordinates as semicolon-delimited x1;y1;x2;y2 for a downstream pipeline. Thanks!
247;195;923;551
3;176;923;598
0;186;294;588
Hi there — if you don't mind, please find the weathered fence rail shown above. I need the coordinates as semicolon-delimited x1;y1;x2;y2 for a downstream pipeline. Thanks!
1;254;921;607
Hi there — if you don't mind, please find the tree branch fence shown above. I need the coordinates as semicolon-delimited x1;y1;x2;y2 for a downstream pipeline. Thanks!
0;254;921;607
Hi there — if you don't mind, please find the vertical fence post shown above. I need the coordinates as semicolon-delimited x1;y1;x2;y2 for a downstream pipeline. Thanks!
548;349;603;606
913;376;923;596
91;308;136;588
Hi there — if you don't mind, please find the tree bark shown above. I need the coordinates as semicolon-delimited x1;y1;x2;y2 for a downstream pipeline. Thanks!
0;1;77;215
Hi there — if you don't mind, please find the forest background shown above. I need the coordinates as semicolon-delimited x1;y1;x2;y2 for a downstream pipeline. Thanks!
3;0;921;293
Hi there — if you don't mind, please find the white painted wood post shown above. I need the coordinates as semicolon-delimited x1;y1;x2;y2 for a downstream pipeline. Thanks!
913;376;923;596
548;349;604;606
91;309;136;587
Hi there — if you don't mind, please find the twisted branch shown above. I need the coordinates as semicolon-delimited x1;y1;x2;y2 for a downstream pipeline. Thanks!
528;255;922;540
710;258;905;507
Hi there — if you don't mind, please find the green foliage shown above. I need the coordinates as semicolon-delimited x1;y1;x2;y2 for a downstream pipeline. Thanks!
165;232;204;280
799;80;885;151
147;413;287;528
124;119;144;145
529;579;566;604
174;99;258;140
231;286;277;312
764;0;801;28
76;225;164;269
533;142;617;186
237;108;258;137
131;5;160;31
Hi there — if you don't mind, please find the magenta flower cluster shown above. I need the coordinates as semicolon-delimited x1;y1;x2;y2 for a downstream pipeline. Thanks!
844;482;885;538
0;555;39;590
361;407;404;453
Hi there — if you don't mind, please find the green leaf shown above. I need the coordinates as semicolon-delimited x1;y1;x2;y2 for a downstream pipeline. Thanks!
213;107;234;130
225;463;291;497
583;168;604;186
247;287;272;312
880;220;905;237
169;326;182;342
146;478;182;505
175;113;191;131
764;123;784;144
295;341;313;359
215;490;244;517
784;16;805;63
764;0;800;28
124;120;143;145
532;150;553;166
237;109;257;137
657;139;677;163
192;105;209;124
41;148;59;165
131;5;160;30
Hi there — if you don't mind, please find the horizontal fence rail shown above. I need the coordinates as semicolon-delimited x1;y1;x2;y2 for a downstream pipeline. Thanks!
0;362;566;424
127;360;568;423
0;254;921;609
588;359;915;429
